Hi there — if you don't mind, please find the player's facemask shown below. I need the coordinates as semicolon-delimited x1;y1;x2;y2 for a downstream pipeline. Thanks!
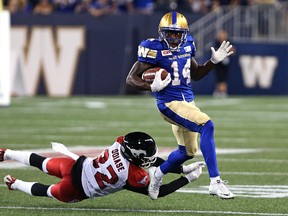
158;12;189;51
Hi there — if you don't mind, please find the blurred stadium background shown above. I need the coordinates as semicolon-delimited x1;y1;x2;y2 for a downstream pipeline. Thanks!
0;0;288;99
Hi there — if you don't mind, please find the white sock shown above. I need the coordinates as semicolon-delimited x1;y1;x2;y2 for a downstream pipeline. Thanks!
12;179;35;195
47;185;55;198
4;149;32;166
154;167;164;180
42;158;51;173
210;176;221;183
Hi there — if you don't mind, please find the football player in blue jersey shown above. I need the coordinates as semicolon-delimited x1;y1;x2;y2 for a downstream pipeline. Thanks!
126;12;235;199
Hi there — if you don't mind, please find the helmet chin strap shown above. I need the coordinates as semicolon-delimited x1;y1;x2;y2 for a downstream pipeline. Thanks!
169;44;181;51
160;30;187;51
161;37;178;51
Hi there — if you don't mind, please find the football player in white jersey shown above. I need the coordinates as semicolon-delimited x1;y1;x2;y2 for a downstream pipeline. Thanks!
126;12;235;199
1;132;205;203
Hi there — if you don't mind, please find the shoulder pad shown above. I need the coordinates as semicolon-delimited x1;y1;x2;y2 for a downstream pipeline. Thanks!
187;34;194;43
127;164;149;187
185;34;196;53
140;38;164;50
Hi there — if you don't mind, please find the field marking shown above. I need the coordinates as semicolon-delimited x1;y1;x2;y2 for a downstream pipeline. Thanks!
0;206;287;216
0;146;267;169
178;185;288;198
220;172;288;176
218;158;288;163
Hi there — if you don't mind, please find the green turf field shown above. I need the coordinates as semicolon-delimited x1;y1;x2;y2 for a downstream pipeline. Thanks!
0;96;288;216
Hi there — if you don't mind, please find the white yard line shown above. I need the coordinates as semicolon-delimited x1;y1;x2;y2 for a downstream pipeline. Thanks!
178;185;288;198
0;146;269;169
0;206;287;215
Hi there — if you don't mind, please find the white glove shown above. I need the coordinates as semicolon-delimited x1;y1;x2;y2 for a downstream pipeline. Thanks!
210;40;233;64
184;161;206;182
150;70;171;92
182;161;206;174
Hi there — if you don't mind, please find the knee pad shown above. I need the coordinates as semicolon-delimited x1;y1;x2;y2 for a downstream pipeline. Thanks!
176;145;193;161
186;146;198;157
201;120;214;133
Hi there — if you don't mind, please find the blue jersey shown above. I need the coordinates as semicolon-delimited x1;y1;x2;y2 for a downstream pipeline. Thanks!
137;35;196;103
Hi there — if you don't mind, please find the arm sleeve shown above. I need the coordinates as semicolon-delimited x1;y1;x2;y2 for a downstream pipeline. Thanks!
124;176;189;198
158;177;188;197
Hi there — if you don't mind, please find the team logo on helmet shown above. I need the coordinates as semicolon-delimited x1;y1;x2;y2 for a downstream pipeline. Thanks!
120;132;158;168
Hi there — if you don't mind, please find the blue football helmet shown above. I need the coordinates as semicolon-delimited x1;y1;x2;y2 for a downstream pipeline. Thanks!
158;12;189;50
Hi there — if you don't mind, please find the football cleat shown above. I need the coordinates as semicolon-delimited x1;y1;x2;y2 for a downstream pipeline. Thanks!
0;148;6;162
148;166;162;200
182;161;206;174
184;162;205;182
4;175;17;190
209;179;235;199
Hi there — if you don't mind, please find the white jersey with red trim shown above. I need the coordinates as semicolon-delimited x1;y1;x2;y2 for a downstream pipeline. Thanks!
81;138;149;198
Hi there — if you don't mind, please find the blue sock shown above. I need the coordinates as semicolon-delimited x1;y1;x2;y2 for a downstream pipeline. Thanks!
160;145;192;174
199;120;219;177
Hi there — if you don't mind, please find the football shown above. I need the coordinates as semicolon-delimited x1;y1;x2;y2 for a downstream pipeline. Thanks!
142;67;168;83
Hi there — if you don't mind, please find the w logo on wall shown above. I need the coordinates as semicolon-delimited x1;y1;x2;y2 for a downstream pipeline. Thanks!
11;27;85;96
0;11;10;106
239;55;278;89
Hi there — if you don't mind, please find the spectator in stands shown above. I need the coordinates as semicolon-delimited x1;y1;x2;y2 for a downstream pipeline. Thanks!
89;0;112;16
33;0;54;14
74;0;91;13
133;0;154;14
213;29;235;98
186;0;211;13
5;0;33;13
153;0;170;11
74;0;92;14
28;0;39;10
111;0;134;14
53;0;77;13
154;0;186;12
5;0;20;13
74;0;112;16
211;0;251;11
211;0;221;12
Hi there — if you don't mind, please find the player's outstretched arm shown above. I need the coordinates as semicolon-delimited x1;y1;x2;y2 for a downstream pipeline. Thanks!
191;41;234;81
123;176;189;197
124;162;205;198
158;162;205;197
